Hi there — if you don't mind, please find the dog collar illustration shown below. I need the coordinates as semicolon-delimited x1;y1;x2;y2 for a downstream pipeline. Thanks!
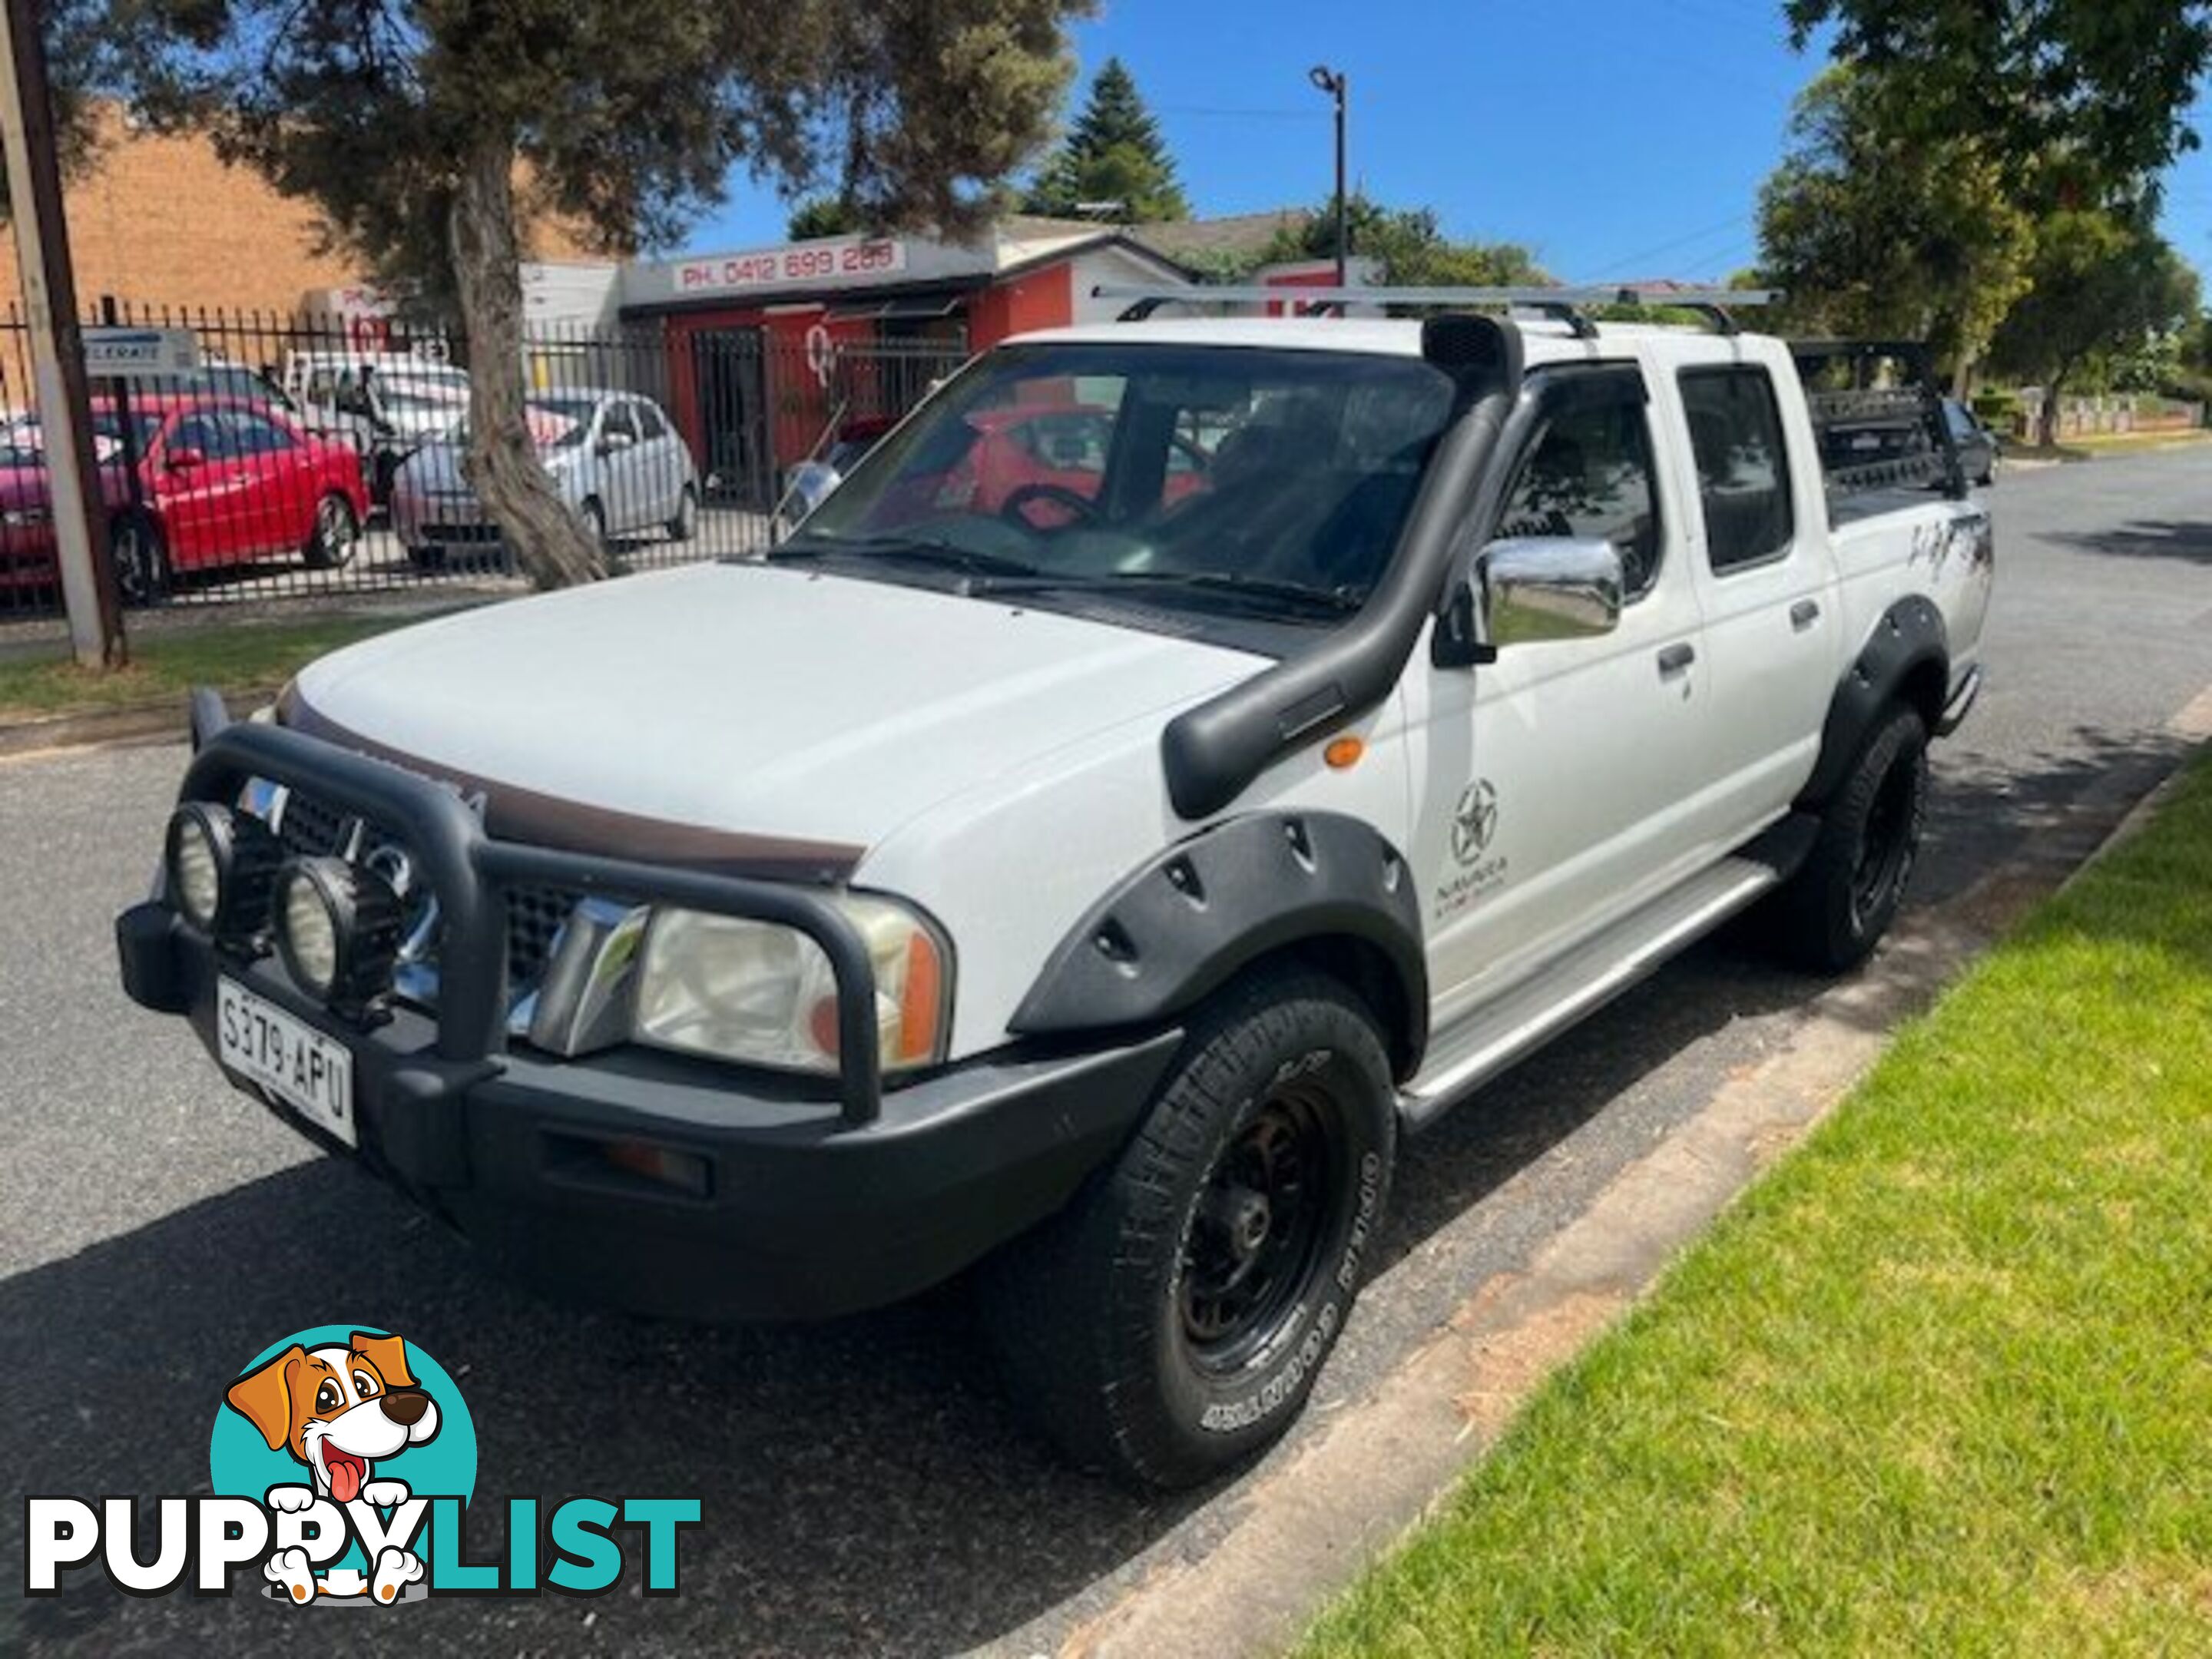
226;1331;440;1602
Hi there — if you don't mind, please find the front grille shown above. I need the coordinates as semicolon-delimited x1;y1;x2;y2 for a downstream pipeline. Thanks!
275;790;355;857
505;884;584;987
260;781;581;1005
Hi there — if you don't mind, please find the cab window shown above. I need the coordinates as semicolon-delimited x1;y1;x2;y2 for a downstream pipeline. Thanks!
1681;368;1795;572
1495;390;1664;600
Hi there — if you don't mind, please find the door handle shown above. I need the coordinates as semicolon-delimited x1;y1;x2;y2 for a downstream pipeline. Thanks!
1657;642;1697;680
1790;598;1822;631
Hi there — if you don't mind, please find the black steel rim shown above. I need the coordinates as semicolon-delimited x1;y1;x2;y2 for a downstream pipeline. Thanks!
1179;1084;1339;1372
1852;751;1918;926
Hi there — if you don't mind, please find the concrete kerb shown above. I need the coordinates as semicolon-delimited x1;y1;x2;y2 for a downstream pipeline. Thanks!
1039;691;2212;1659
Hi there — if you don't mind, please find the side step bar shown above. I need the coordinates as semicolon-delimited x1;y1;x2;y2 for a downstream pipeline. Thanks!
1399;826;1814;1131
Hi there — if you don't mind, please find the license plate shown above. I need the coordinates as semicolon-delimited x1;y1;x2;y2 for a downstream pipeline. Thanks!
217;978;357;1149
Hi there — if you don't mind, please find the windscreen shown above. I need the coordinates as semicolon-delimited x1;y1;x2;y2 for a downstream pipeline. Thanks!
793;343;1456;611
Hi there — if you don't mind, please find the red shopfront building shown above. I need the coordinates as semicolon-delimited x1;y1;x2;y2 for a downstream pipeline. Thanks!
619;220;1194;504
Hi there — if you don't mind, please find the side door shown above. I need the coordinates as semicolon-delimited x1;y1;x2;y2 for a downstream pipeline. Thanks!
631;398;684;524
595;399;643;530
1402;363;1715;1024
225;407;313;557
147;410;250;569
1670;355;1843;836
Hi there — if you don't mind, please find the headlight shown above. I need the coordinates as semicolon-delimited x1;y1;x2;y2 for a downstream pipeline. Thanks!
276;856;403;1011
1;507;50;528
633;894;950;1076
164;803;283;942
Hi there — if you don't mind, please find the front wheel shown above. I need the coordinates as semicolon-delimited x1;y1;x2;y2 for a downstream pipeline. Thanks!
980;969;1396;1488
303;492;360;569
110;514;170;607
1770;704;1929;972
667;485;698;542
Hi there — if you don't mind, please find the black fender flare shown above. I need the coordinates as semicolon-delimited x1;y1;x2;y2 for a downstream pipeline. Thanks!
1008;811;1429;1079
1799;595;1949;809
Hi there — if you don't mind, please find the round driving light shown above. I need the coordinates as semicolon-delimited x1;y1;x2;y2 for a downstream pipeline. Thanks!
280;867;341;995
276;856;403;1013
169;814;221;928
164;803;284;943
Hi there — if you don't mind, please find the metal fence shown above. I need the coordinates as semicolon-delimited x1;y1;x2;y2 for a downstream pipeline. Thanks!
0;298;969;618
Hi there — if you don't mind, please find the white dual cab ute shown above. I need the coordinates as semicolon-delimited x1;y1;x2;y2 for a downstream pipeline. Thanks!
119;287;1993;1488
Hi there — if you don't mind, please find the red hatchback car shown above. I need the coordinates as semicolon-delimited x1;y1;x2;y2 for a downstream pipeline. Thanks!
0;394;370;602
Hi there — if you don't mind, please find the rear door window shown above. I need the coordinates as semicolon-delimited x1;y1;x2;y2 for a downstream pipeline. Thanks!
1680;369;1796;573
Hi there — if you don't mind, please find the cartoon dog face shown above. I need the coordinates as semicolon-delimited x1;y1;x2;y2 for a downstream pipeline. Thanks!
226;1332;439;1504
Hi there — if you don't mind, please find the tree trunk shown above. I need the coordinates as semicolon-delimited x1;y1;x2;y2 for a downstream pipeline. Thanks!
2040;369;2069;449
447;137;605;589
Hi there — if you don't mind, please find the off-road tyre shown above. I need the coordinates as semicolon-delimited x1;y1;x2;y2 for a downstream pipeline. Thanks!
1773;704;1929;972
980;968;1396;1488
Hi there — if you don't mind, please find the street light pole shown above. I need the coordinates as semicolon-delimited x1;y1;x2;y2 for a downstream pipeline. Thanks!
1309;65;1349;286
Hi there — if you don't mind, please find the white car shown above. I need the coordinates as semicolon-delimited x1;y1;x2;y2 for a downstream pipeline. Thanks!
388;389;700;565
121;292;1992;1488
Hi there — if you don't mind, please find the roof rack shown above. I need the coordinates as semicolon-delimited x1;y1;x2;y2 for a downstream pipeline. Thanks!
1090;283;1780;338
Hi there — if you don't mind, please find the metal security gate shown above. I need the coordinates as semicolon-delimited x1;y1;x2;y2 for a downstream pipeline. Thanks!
686;327;773;510
0;299;969;621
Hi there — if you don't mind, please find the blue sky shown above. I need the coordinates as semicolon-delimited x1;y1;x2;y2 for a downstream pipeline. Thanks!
687;0;2212;283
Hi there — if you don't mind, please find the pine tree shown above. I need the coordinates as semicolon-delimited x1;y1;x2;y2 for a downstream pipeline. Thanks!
1024;58;1190;223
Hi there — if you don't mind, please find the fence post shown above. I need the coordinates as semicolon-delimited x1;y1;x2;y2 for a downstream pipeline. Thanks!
0;0;123;665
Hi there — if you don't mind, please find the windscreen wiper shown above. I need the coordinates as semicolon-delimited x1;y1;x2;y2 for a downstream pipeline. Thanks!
976;569;1367;618
767;534;1043;581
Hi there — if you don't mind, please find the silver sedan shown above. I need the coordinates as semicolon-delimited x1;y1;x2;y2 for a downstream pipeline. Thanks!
390;389;700;565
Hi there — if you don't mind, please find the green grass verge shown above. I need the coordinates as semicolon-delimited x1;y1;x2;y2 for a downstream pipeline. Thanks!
0;614;409;721
1302;757;2212;1656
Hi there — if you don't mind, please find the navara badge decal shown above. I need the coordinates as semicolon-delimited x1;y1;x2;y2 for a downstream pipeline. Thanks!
1435;779;1508;922
1450;780;1500;866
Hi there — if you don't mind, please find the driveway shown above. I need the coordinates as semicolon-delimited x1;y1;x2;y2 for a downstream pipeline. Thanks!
5;451;2210;1657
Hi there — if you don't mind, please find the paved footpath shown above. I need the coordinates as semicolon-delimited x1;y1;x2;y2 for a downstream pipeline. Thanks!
4;453;2210;1657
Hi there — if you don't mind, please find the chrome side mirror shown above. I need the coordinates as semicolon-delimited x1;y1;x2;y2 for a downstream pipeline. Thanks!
783;459;843;520
1436;536;1624;667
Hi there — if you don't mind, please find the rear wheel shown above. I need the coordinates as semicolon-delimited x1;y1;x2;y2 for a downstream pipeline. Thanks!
1771;704;1929;972
109;514;169;607
980;969;1396;1488
303;492;360;569
581;498;608;550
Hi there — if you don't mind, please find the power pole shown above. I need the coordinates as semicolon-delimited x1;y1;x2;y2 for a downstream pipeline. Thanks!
0;0;123;667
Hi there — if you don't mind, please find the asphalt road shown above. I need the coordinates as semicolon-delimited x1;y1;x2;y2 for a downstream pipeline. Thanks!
5;449;2211;1657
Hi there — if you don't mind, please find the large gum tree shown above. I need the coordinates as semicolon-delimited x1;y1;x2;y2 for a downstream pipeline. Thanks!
108;0;1087;587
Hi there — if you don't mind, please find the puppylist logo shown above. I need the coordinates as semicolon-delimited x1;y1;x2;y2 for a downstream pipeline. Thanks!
25;1326;699;1604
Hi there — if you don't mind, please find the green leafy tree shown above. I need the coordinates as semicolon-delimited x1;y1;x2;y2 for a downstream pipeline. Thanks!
786;196;863;240
1022;57;1188;223
0;2;119;215
110;0;1084;587
1786;0;2212;199
1988;211;2202;442
1261;194;1548;286
1756;69;2035;389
